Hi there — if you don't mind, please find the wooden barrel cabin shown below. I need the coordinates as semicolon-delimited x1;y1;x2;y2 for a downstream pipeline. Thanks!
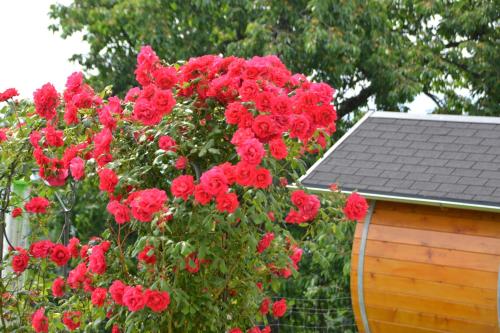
299;112;500;333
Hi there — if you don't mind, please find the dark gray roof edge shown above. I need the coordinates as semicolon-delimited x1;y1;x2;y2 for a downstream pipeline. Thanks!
372;111;500;124
298;111;374;184
292;183;500;213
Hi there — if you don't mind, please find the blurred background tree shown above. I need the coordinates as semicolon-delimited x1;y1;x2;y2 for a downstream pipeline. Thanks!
49;0;499;118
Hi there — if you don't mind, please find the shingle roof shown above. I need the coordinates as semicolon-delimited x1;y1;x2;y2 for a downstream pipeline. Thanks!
300;112;500;209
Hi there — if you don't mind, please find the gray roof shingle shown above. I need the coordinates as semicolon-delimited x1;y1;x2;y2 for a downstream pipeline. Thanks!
300;112;500;208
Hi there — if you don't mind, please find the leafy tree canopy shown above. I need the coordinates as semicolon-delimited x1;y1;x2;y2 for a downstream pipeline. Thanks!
50;0;500;116
49;0;498;116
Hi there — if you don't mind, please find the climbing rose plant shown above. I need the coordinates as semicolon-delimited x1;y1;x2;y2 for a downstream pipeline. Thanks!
0;46;362;332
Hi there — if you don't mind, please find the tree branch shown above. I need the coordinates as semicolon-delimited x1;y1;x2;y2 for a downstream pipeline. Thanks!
423;90;443;109
336;85;375;118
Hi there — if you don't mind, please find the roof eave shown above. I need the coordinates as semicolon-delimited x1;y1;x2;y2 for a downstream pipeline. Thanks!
288;184;500;213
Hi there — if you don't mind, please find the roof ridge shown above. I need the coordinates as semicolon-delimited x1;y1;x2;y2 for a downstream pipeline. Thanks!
371;111;500;124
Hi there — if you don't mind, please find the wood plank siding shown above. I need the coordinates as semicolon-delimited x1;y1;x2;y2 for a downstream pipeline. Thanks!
351;201;500;333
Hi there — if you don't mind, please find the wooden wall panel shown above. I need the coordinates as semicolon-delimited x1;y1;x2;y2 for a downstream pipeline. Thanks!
350;201;500;333
353;238;500;272
365;305;497;333
354;223;500;255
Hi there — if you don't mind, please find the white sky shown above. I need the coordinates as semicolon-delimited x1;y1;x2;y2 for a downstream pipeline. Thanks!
0;0;435;114
0;0;88;98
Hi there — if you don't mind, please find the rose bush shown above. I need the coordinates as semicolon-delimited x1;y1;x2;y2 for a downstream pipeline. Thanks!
0;46;365;332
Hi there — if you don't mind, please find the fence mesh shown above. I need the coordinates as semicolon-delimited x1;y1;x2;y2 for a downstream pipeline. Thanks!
269;295;356;332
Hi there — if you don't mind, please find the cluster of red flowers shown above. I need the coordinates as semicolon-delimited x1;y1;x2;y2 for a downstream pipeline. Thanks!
132;46;176;125
343;192;369;221
285;190;320;224
108;280;170;313
10;238;77;274
107;188;168;223
24;197;50;214
0;87;18;102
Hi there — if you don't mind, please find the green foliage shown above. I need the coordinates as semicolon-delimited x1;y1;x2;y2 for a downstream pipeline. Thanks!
50;0;499;117
279;190;356;332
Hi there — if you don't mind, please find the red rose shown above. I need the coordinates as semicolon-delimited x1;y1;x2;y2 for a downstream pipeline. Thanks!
247;327;262;333
287;190;320;222
254;168;272;189
235;161;256;186
62;311;81;331
101;241;111;252
52;277;65;297
11;247;29;273
152;89;176;115
98;168;118;193
262;326;271;333
0;129;7;143
123;285;147;312
252;115;276;140
43;126;64;147
257;233;274;254
272;298;287;317
125;87;141;102
25;197;50;214
112;325;122;333
224;102;250;125
267;211;275;221
171;175;195;200
260;298;271;314
158;135;177;152
255;91;273;112
31;308;49;333
343;192;368;221
133;98;163;125
67;237;80;258
67;262;87;289
289;114;311;140
290;246;303;269
69;157;85;180
271;95;292;115
33;83;59;120
239;80;259;101
269;138;288;160
175;156;188;170
218;162;236;184
129;188;167;222
194;184;212;205
215;192;239;213
109;280;127;305
29;240;54;258
153;66;178;89
50;244;71;267
88;246;107;274
138;245;156;265
231;127;255;147
229;328;243;333
145;289;170;312
93;128;112;158
0;87;19;102
200;167;228;196
91;288;107;307
237;138;265;165
107;200;130;224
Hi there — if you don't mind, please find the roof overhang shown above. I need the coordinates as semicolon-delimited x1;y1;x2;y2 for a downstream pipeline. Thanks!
289;183;500;213
294;111;500;214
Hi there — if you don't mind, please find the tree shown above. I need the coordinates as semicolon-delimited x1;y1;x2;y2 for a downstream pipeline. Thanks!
49;0;499;118
393;1;499;116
